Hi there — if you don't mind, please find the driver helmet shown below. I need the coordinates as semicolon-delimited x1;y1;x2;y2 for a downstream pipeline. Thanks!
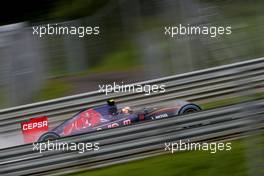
107;99;118;115
121;106;132;114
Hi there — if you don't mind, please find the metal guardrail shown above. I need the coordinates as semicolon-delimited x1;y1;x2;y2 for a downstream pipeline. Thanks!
0;99;263;176
0;57;263;134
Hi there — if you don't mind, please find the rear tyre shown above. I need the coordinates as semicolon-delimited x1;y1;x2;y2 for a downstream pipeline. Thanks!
38;132;60;142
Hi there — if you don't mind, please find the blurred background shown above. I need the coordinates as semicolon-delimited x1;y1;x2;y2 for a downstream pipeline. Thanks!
0;0;263;108
0;1;263;176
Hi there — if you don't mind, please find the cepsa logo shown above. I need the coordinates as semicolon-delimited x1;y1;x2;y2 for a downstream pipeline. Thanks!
21;116;48;133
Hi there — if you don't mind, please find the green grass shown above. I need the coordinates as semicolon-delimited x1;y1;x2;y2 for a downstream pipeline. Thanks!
68;135;263;176
88;46;140;73
201;92;264;109
201;96;244;109
0;87;8;108
56;43;141;78
36;79;73;101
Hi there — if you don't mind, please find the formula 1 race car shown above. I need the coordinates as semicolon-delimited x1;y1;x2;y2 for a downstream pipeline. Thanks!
38;99;201;142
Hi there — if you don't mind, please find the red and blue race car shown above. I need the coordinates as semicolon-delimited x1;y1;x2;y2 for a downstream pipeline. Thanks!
38;99;201;141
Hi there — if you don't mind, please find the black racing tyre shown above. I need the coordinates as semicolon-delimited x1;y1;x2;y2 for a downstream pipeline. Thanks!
178;104;201;115
38;132;60;142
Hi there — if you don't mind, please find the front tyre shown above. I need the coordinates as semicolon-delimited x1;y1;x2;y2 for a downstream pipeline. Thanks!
178;104;201;115
38;132;60;142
